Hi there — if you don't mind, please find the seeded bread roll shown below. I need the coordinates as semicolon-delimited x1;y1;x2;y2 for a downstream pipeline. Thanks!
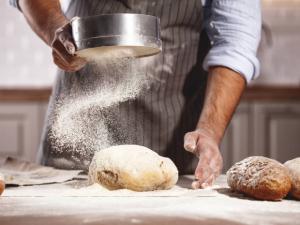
284;158;300;200
0;173;4;196
227;156;291;201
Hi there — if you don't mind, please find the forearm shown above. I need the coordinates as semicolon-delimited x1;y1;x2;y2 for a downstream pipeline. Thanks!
19;0;68;45
197;66;246;144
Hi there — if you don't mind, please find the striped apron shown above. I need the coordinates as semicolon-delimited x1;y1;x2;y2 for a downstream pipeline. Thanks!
39;0;208;174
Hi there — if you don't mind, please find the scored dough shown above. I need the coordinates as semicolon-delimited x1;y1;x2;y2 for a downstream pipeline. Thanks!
88;145;179;191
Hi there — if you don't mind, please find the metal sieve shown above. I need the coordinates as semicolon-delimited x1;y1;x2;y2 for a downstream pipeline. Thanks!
71;13;162;58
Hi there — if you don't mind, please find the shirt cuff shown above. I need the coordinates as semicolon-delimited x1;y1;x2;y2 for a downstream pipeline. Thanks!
203;46;260;83
9;0;22;11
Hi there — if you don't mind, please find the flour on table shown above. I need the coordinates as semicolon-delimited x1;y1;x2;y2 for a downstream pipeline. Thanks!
2;176;300;225
2;176;218;197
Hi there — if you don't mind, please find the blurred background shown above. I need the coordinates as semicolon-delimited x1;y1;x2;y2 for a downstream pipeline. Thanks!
0;0;299;171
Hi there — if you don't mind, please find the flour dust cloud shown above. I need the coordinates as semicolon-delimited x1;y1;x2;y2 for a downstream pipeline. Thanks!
49;48;151;167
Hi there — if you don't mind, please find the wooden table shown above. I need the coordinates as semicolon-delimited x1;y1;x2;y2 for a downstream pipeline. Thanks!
0;175;300;225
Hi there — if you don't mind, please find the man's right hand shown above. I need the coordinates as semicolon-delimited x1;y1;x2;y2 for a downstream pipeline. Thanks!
51;23;86;72
19;0;86;72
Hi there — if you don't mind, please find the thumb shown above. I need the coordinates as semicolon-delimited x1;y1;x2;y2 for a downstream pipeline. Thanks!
184;132;198;153
58;29;76;55
53;23;76;55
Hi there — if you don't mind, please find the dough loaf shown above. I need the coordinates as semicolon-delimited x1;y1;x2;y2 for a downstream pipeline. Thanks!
88;145;178;191
227;156;291;200
284;158;300;200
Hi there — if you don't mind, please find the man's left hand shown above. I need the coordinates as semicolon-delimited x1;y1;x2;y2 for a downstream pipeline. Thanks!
184;128;223;189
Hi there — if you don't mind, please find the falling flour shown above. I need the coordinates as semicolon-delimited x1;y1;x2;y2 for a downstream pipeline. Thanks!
49;48;151;167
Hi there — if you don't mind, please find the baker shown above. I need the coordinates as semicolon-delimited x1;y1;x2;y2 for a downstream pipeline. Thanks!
10;0;261;188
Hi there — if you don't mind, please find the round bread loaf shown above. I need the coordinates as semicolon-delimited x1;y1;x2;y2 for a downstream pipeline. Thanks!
0;173;5;196
88;145;178;191
227;156;291;201
284;158;300;200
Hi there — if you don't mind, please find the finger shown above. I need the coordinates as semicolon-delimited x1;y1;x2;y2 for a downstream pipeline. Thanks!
194;157;213;185
192;167;214;189
209;154;223;176
53;51;82;72
191;180;201;189
184;132;198;153
194;166;213;185
201;174;215;189
53;23;76;55
53;45;86;69
53;52;72;71
192;173;214;189
212;166;222;181
60;36;76;55
53;50;85;72
56;27;76;55
56;59;83;72
52;39;74;64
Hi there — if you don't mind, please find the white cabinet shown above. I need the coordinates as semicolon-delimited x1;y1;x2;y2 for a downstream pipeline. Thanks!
0;102;47;162
221;101;300;171
253;102;300;163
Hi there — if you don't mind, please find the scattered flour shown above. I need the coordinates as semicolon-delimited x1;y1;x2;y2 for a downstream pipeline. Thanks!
1;175;218;198
49;48;151;164
2;176;300;225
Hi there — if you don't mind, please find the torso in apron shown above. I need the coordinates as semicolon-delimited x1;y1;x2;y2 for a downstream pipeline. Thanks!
39;0;206;174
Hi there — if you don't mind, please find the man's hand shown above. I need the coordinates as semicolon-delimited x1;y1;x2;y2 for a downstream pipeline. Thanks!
51;23;86;72
184;128;223;189
184;66;246;189
19;0;86;72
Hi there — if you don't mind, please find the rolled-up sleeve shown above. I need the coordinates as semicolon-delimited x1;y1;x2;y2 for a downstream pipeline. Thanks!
202;0;262;83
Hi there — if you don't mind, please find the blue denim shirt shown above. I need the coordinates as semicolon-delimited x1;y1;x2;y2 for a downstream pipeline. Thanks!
10;0;261;83
202;0;261;82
